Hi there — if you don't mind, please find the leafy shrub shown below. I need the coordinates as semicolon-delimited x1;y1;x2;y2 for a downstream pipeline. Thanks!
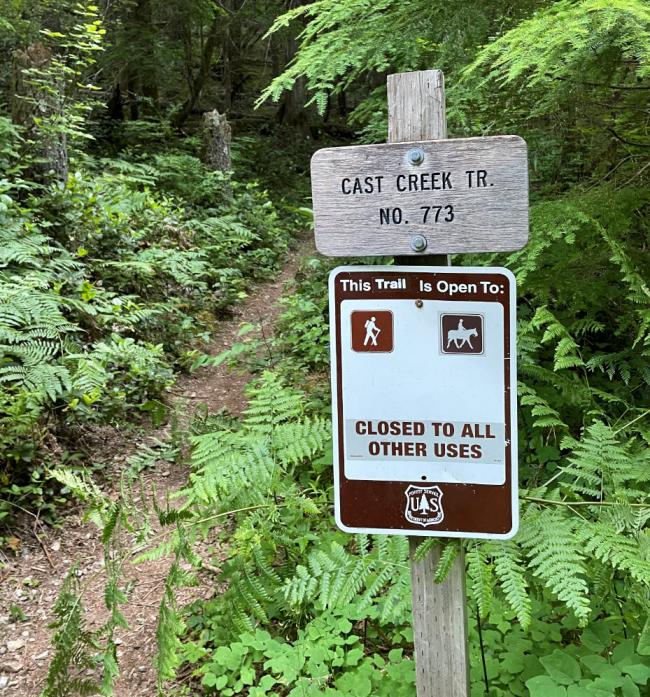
0;138;296;521
189;603;415;696
274;256;333;371
150;153;232;209
67;336;174;422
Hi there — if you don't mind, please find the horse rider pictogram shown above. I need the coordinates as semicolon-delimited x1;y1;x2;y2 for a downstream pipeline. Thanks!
446;319;478;350
440;314;483;354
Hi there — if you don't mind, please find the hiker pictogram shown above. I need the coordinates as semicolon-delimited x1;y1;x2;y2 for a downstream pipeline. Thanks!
351;310;393;352
364;316;380;346
440;314;484;354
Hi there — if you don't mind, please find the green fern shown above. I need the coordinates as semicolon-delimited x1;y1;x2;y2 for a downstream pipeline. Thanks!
518;508;591;624
41;570;101;697
560;421;650;501
0;281;78;401
283;536;410;624
187;371;330;510
467;542;494;620
433;541;460;583
492;542;531;629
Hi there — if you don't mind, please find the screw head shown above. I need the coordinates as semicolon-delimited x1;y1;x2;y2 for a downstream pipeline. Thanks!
410;234;428;252
407;147;425;166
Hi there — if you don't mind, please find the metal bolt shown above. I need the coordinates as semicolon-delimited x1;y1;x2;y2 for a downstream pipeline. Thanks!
415;299;424;309
410;234;428;252
407;147;425;165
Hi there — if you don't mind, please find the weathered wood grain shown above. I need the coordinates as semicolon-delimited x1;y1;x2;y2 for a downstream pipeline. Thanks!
389;69;470;697
390;69;448;266
311;135;528;256
388;69;446;143
410;541;470;697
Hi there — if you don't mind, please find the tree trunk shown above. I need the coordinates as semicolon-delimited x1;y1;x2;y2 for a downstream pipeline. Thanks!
275;32;308;131
222;0;234;110
172;17;220;128
107;83;124;121
134;0;158;108
11;43;68;185
201;109;231;172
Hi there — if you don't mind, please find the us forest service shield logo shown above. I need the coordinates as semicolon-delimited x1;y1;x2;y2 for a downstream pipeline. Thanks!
404;485;444;527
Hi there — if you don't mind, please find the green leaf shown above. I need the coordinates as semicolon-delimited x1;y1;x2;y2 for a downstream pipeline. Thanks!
580;655;609;676
526;675;567;697
638;617;650;656
621;675;641;697
621;664;650;685
612;640;636;664
337;618;353;633
345;648;364;666
567;686;594;697
338;673;372;696
581;626;610;653
590;672;624;691
582;688;612;697
541;650;582;685
241;666;255;685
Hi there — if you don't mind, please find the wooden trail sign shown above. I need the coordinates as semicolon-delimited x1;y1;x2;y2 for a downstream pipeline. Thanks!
311;136;528;257
312;68;528;697
330;265;518;539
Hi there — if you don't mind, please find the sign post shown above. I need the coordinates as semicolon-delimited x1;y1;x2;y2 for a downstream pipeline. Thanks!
310;69;528;697
390;70;468;697
330;264;518;695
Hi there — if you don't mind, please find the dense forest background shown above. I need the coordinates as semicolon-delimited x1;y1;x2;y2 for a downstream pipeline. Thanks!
0;1;649;696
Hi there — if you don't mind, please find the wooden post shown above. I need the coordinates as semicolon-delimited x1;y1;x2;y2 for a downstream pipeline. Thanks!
388;69;470;697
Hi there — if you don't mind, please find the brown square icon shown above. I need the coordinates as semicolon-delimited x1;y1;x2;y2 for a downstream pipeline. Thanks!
351;311;393;352
440;314;484;354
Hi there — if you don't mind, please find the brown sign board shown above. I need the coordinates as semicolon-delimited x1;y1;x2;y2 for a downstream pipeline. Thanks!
329;266;518;538
311;135;528;256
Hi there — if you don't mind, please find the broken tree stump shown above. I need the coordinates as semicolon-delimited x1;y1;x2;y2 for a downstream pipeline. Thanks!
201;109;232;173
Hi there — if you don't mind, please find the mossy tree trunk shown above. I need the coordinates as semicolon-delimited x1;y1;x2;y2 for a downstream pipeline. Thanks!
11;43;68;185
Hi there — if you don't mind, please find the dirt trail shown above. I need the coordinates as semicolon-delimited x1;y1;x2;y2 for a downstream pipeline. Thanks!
0;238;313;696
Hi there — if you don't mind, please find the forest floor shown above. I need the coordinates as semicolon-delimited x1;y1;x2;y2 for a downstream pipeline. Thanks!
0;236;313;696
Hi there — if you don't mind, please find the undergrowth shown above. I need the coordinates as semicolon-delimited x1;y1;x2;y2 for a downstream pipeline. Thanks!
0;116;298;528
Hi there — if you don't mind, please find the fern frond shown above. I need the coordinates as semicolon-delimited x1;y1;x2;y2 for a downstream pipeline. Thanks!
41;569;101;697
575;521;650;586
434;541;460;583
518;508;591;624
493;541;531;629
466;542;494;619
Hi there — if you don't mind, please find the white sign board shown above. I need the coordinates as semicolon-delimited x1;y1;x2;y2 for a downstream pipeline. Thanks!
330;266;518;538
311;136;528;256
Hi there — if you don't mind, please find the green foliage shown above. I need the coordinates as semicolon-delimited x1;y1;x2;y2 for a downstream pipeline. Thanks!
468;596;650;697
67;336;174;422
43;469;135;696
0;124;296;519
5;2;650;696
41;569;102;697
191;604;415;696
259;1;536;116
273;256;333;371
283;536;411;624
133;360;650;695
